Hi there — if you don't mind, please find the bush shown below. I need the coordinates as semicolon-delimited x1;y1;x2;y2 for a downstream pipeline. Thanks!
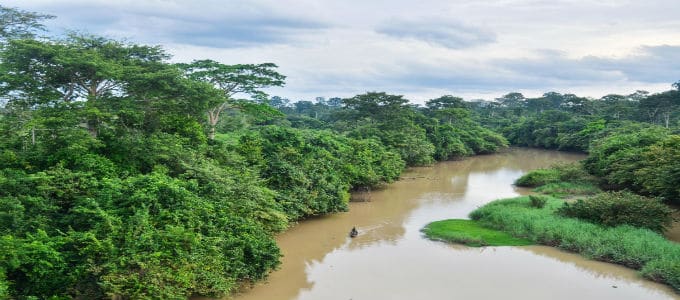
551;163;593;183
534;182;600;197
557;191;673;232
515;169;560;187
470;196;680;292
529;195;548;208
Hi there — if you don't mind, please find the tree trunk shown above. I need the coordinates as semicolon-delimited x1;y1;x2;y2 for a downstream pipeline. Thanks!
88;121;98;138
207;102;231;140
208;111;218;140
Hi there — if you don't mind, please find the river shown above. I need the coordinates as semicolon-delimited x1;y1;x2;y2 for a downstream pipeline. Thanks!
229;148;679;300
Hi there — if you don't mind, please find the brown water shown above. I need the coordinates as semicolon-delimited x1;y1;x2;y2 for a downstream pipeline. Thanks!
230;148;679;300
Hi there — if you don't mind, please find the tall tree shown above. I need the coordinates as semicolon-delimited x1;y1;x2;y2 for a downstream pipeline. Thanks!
0;5;54;43
0;34;172;137
341;92;411;122
179;60;285;139
425;95;469;124
640;90;680;128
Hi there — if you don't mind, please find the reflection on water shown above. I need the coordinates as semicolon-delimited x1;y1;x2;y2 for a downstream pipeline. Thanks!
230;148;679;300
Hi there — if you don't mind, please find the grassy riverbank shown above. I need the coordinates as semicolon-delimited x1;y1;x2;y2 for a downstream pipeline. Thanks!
422;219;533;247
469;196;680;292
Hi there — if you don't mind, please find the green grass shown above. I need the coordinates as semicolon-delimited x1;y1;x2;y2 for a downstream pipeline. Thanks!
422;219;534;247
469;196;680;292
514;168;560;187
534;181;601;198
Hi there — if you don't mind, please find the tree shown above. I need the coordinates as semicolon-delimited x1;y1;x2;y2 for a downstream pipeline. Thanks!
497;92;525;108
640;90;680;128
0;34;171;137
599;94;629;120
179;60;285;139
341;92;410;121
495;92;526;117
0;5;54;43
337;92;436;165
268;96;290;109
425;95;469;124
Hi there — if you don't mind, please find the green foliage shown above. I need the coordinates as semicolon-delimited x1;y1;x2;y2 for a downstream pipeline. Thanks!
635;135;680;203
515;169;560;187
557;191;674;232
533;182;600;198
517;163;598;195
529;194;548;208
470;196;680;292
583;125;680;203
0;7;531;298
422;219;533;247
476;87;680;153
337;92;437;166
0;5;54;42
329;92;507;166
236;126;404;219
641;258;680;291
550;162;594;182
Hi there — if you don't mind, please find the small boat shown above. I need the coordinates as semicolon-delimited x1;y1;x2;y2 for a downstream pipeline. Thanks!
349;226;358;238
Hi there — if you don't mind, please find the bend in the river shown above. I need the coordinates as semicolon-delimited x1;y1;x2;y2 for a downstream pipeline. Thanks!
228;148;679;300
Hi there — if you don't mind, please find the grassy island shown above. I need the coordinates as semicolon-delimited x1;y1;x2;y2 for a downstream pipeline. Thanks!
467;196;680;292
422;219;533;247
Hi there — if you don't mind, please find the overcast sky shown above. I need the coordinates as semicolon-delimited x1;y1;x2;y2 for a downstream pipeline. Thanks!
5;0;680;103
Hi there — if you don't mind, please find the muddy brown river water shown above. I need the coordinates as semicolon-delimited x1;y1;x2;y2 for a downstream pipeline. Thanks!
229;148;679;300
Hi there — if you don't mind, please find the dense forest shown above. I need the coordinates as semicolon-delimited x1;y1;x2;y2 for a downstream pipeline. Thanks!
0;7;506;299
273;83;680;204
465;89;680;205
1;5;679;300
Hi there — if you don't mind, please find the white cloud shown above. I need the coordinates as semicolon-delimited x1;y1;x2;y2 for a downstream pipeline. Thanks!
3;0;680;103
376;18;496;49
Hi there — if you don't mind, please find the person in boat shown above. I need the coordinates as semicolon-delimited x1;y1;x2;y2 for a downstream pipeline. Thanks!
349;226;358;237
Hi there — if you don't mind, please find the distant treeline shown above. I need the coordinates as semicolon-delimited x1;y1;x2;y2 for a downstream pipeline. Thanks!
461;89;679;204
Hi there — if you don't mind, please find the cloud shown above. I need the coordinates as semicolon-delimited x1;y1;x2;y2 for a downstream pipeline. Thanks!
497;45;680;85
15;0;329;48
376;19;496;49
583;45;680;83
120;15;328;48
267;44;680;102
5;0;679;102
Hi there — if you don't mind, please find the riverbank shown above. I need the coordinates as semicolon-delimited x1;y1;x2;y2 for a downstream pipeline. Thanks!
232;149;680;300
467;196;680;292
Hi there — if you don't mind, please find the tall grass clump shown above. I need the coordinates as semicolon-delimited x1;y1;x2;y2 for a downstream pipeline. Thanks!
470;196;680;291
534;182;600;197
515;162;597;189
514;168;560;187
557;191;673;232
529;195;548;208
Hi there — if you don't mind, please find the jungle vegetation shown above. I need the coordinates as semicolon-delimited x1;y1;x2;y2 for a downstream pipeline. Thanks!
0;6;506;299
2;5;679;299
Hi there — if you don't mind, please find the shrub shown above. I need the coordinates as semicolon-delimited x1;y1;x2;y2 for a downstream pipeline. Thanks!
529;195;548;208
551;163;594;183
534;182;600;197
515;169;560;187
470;196;680;292
557;191;673;232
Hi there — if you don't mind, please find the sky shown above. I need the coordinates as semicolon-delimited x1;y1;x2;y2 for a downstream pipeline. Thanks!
5;0;680;103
